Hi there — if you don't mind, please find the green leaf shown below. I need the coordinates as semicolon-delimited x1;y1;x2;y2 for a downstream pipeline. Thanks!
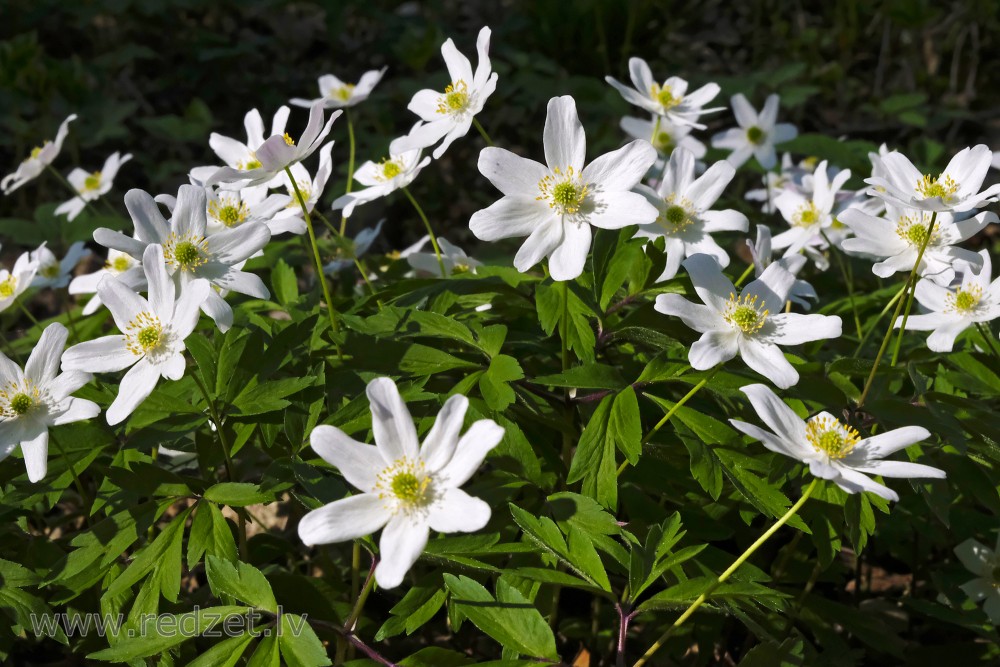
609;387;642;464
205;556;278;612
479;354;524;411
188;501;238;568
533;363;626;390
204;482;276;507
278;613;332;667
443;574;558;660
232;377;316;416
246;634;281;667
272;258;300;306
87;606;248;660
105;507;192;601
185;633;256;667
536;282;597;363
398;344;479;376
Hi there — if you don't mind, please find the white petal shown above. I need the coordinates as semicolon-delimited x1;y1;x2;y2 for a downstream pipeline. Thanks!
172;279;211;338
513;218;563;273
654;293;724;333
142;245;175;322
97;275;148;332
298;494;392;546
689;330;739;370
25;323;68;385
51;397;100;426
20;427;49;483
206;223;271;264
954;539;992;576
834;467;899;502
367;377;419;461
124;189;170;243
200;290;233;333
739;337;798;388
686;160;736;210
739;383;808;444
764;313;842;345
586;191;659;230
470;197;554;241
46;370;93;401
729;419;804;459
375;517;429;589
61;336;134;373
420;395;469;474
428;488;491;533
852;426;931;460
548;222;591;281
543;96;586;171
850;459;945;479
311;425;385;493
682;253;735;313
437;419;504;488
106;359;161;425
477;148;548;197
581;140;656;192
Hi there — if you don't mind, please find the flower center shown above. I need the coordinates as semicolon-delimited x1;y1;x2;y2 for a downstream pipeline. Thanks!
437;80;470;115
9;393;32;416
0;276;17;298
376;458;432;511
105;255;132;273
895;215;938;248
652;131;674;152
83;171;102;191
724;292;769;334
746;126;766;145
657;196;696;233
0;381;41;419
806;416;861;460
164;234;209;271
125;312;165;356
946;285;983;313
30;145;44;159
792;202;821;227
332;84;355;101
537;167;589;215
378;158;404;180
40;262;60;279
239;154;262;171
650;83;681;110
285;181;312;208
916;174;958;201
209;197;250;228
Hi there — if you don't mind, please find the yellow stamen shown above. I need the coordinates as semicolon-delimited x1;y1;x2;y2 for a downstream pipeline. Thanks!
436;80;470;115
536;166;589;215
650;83;681;110
916;174;959;201
724;292;769;334
124;312;164;356
946;284;983;313
806;416;861;460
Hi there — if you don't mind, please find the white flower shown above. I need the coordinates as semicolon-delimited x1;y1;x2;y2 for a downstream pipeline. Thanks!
0;252;39;315
290;68;387;109
205;185;299;236
654;254;841;388
408;237;481;277
61;244;210;425
94;185;271;332
866;145;1000;213
30;241;90;289
470;95;658;281
190;106;291;191
205;103;341;190
54;152;133;221
954;535;1000;623
771;160;852;258
274;142;335;230
896;250;1000;352
0;323;99;482
730;383;944;502
711;94;797;170
2;114;77;195
605;57;722;128
323;220;385;274
389;27;498;159
840;205;994;285
69;248;145;316
747;225;816;310
331;146;431;218
297;377;504;589
621;115;706;159
633;147;748;281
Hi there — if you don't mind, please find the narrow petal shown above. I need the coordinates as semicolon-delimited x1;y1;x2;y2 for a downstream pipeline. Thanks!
46;370;93;400
375;517;429;589
689;330;739;369
586;191;659;229
97;276;148;332
206;223;271;264
437;419;504;488
739;383;808;444
310;425;384;492
654;294;725;333
835;467;899;502
850;459;945;479
298;494;392;546
142;244;175;322
548;222;591;281
61;336;134;373
106;359;160;425
543;96;586;171
51;397;100;426
124;189;170;243
764;313;842;345
20;427;49;483
428;488;491;533
172;279;210;339
739;337;798;388
729;419;802;459
686;160;736;210
730;94;758;127
581;140;656;192
367;377;420;461
25;323;68;385
743;261;795;314
852;426;931;460
682;253;736;313
513;219;563;272
420;395;469;474
478;148;548;197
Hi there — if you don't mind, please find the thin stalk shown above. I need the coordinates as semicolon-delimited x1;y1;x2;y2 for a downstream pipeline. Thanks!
734;263;755;287
402;187;446;276
472;118;494;146
314;210;378;298
821;230;862;340
285;167;342;359
632;478;818;667
853;284;907;356
858;212;936;407
63;292;81;344
890;212;937;366
976;322;1000;363
649;116;661;144
16;299;40;328
339;110;356;236
618;367;720;477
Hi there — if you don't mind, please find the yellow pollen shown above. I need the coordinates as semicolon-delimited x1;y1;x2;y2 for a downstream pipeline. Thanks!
9;393;32;416
437;80;470;115
946;285;983;313
650;83;681;110
376;458;431;510
895;215;938;248
125;312;164;356
282;133;295;146
0;276;16;298
746;126;766;145
658;195;695;233
30;146;43;159
83;171;102;191
239;155;262;171
806;416;860;460
793;203;821;227
0;381;41;419
724;292;769;334
332;84;355;101
378;158;404;180
537;166;589;215
164;234;209;271
105;256;132;273
916;174;958;200
209;197;250;228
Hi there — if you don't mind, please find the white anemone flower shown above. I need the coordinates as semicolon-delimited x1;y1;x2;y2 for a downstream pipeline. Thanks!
954;535;1000;623
605;57;722;129
290;68;387;109
633;147;748;281
0;323;100;482
470;95;658;281
190;106;291;191
840;205;994;286
771;160;851;257
331;146;431;218
389;27;498;159
324;220;385;275
55;152;133;221
30;241;90;289
2;114;77;195
0;251;39;315
205;103;341;190
274;142;335;230
654;254;842;388
61;244;210;425
747;225;816;310
93;185;271;332
69;247;146;316
896;250;1000;352
730;384;945;502
711;94;797;170
621;115;706;159
205;185;298;236
866;145;1000;213
298;377;504;589
408;237;481;277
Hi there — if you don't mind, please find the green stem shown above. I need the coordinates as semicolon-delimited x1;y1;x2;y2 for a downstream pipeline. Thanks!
821;231;862;340
632;478;818;667
16;299;40;329
285;167;343;359
618;367;719;477
976;322;1000;363
314;210;378;299
734;263;755;288
472;117;494;146
890;212;937;366
402;187;446;276
339;110;356;236
649;116;661;144
853;284;907;356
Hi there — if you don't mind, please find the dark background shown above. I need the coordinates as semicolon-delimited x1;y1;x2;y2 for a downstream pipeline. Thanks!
2;0;999;251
